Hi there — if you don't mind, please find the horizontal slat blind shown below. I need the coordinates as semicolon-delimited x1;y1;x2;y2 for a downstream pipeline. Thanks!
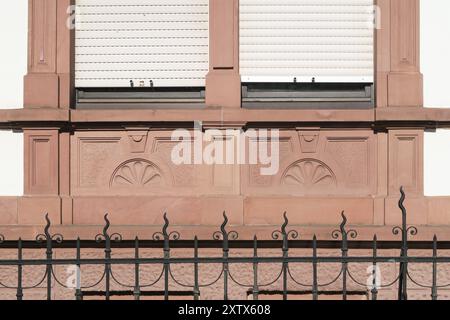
75;0;209;88
240;0;374;83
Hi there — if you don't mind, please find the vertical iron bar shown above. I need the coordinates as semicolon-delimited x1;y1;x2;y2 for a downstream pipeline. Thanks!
214;213;235;300
341;228;348;301
333;213;355;301
223;231;229;301
431;235;438;301
105;232;111;301
371;235;378;301
194;236;200;300
398;239;408;300
46;233;53;300
312;235;318;301
16;238;23;301
193;236;200;301
397;259;404;299
75;237;82;301
253;236;259;301
134;237;140;301
164;231;170;301
282;231;288;301
398;186;409;300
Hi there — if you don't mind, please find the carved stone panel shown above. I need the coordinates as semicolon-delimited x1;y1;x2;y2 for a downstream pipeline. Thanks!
242;129;376;196
24;129;59;195
71;130;240;196
325;137;370;187
247;134;295;187
76;137;120;188
151;136;196;188
71;129;377;197
388;130;423;195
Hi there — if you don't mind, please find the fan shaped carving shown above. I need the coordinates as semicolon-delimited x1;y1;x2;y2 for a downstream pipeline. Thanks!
110;159;163;188
282;159;336;189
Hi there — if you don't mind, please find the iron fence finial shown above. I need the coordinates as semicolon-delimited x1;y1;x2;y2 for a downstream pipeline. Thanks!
213;211;238;241
271;212;299;242
162;212;170;239
96;213;122;243
36;213;63;243
393;187;418;239
220;212;228;237
153;213;180;241
332;211;357;241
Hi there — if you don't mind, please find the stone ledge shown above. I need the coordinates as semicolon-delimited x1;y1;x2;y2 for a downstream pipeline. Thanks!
0;195;449;240
0;107;450;128
0;108;69;128
376;107;450;125
70;108;375;124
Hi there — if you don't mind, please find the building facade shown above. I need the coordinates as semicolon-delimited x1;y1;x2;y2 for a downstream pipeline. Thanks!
3;0;450;301
0;0;449;242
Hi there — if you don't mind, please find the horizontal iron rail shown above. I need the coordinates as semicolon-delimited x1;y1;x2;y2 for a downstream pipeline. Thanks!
0;256;450;266
81;290;195;297
1;240;450;250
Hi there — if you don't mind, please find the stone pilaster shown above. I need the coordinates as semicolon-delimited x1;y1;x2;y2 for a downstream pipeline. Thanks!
205;0;241;108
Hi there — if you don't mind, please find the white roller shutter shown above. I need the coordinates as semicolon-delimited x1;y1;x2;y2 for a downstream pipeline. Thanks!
75;0;209;88
240;0;375;83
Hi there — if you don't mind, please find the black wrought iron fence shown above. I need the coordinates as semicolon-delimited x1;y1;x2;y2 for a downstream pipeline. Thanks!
0;187;450;301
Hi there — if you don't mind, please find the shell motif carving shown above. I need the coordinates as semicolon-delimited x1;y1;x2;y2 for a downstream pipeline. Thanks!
282;159;336;189
110;159;163;188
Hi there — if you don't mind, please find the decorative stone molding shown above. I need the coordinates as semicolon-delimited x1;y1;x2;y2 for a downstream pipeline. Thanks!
110;159;163;188
281;159;337;190
297;129;320;154
125;128;150;154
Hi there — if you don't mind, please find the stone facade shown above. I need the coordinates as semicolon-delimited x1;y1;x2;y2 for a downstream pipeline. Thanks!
0;0;449;243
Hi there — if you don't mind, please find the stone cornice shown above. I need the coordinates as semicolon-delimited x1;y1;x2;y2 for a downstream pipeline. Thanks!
1;107;450;130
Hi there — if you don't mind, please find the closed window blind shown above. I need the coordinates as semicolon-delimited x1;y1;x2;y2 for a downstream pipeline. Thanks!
240;0;375;83
75;0;209;88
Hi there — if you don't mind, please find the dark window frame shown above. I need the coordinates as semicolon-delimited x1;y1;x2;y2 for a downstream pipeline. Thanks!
75;87;206;109
241;82;375;109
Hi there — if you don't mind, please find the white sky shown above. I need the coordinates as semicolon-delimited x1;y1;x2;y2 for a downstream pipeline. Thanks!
0;0;449;196
421;0;450;196
421;0;450;107
0;1;26;195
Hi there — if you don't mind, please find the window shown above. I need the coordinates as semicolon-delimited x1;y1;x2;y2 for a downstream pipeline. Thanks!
74;0;209;108
239;0;375;108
